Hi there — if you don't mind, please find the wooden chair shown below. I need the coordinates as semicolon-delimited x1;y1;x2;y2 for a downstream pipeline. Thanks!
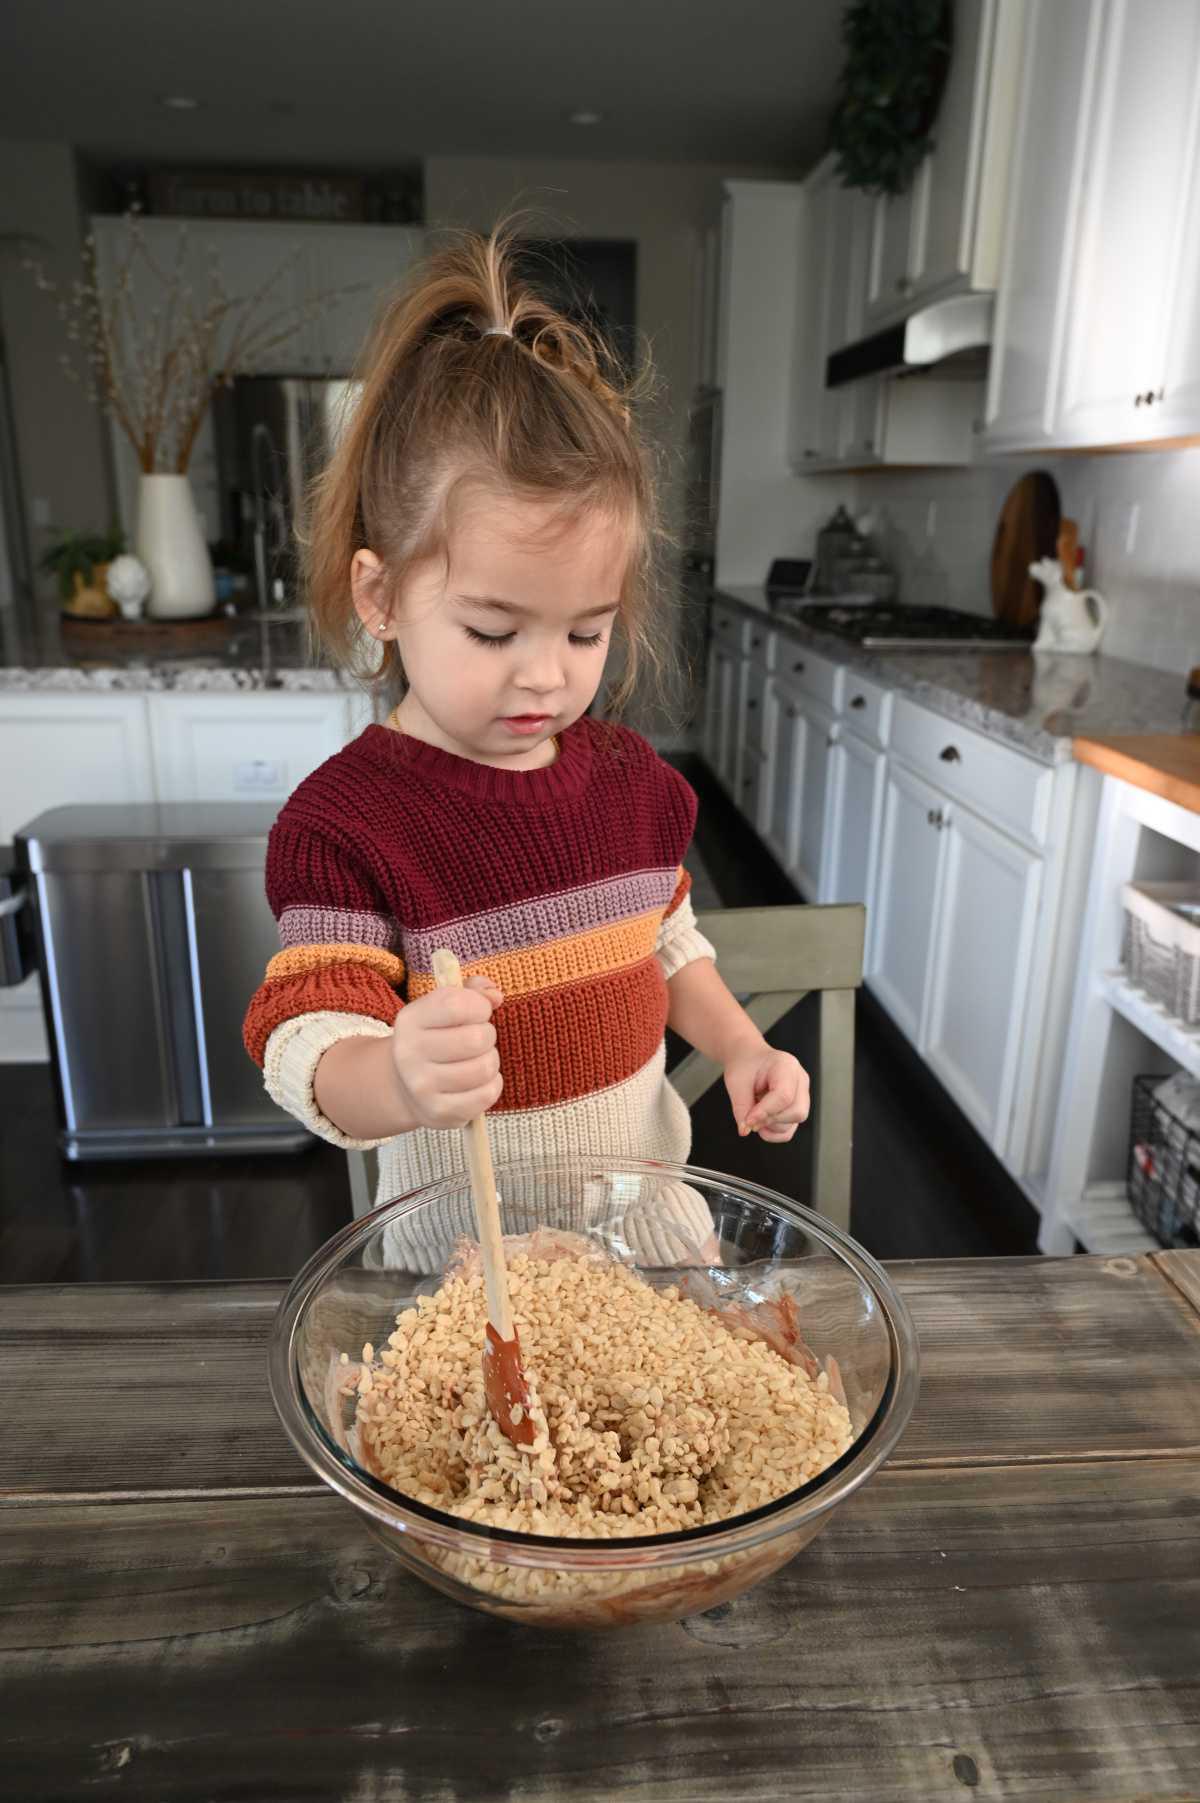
347;903;866;1231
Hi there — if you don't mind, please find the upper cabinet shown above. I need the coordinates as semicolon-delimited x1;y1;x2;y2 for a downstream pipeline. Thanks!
986;0;1200;452
863;0;1027;327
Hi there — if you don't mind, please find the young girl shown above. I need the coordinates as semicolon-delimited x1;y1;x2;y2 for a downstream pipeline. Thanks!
242;220;810;1257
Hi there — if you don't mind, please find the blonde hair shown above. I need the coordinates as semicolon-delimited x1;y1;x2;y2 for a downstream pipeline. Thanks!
300;213;676;718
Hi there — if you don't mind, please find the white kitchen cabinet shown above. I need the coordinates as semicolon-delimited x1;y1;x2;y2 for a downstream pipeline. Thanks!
923;799;1044;1150
983;0;1101;449
871;761;949;1046
864;0;1025;326
0;693;156;1062
826;726;887;920
789;161;847;470
987;0;1200;451
1054;0;1200;448
793;695;838;901
762;679;807;872
147;691;356;804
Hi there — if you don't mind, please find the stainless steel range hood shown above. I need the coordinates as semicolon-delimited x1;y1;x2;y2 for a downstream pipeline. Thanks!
826;293;994;389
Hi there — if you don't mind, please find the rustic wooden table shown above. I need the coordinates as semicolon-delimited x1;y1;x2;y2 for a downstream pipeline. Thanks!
3;1251;1199;1801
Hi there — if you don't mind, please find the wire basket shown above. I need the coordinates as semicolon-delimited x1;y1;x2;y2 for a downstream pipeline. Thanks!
1128;1074;1200;1249
1121;883;1200;1025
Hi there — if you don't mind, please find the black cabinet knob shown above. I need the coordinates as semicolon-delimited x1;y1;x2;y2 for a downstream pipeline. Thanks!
939;745;961;764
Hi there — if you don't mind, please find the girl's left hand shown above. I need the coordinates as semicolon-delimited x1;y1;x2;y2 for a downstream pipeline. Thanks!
723;1046;811;1143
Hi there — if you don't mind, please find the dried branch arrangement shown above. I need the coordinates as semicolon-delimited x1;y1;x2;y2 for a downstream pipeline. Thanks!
24;211;363;475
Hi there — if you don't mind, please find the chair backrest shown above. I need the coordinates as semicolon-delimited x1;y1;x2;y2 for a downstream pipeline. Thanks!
348;902;866;1229
671;904;865;1232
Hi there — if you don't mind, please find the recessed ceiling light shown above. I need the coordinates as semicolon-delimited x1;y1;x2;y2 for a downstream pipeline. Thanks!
161;95;201;110
567;109;604;127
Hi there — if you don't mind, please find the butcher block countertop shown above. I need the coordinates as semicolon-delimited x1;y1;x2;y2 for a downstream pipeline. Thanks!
1074;731;1200;813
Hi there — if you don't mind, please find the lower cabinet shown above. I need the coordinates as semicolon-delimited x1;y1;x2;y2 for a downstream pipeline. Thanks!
762;678;806;872
871;761;947;1045
793;696;838;901
924;799;1043;1155
148;691;359;803
825;725;887;927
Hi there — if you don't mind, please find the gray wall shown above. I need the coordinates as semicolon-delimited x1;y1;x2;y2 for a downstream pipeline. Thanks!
0;142;115;609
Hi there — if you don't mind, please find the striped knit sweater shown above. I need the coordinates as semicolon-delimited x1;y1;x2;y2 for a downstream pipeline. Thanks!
243;716;717;1254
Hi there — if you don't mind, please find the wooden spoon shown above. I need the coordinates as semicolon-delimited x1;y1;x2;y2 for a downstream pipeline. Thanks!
431;947;535;1448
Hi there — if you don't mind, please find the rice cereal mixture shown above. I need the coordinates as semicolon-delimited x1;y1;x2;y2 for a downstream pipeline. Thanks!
354;1246;854;1539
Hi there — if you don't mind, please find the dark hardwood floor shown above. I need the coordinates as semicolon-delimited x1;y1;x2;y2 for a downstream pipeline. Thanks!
0;753;1038;1283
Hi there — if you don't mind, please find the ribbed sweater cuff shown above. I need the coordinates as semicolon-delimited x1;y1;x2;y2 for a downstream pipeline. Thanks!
656;896;717;982
262;1010;395;1150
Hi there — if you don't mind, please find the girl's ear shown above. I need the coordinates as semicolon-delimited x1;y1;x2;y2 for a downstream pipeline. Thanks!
351;549;391;636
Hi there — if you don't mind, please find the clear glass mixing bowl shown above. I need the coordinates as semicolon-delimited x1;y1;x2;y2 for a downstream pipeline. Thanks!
269;1157;920;1630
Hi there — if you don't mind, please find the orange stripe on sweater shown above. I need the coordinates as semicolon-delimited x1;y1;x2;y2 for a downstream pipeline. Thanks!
266;942;405;986
407;910;660;1005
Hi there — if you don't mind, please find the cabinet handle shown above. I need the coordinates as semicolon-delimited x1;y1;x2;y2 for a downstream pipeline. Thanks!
793;661;805;674
939;745;961;764
786;705;799;719
895;275;911;293
742;775;753;790
747;697;759;710
849;694;866;709
751;635;762;648
827;734;836;748
928;807;947;829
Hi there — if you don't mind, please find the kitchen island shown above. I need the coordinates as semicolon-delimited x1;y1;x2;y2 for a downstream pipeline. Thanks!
2;1249;1197;1799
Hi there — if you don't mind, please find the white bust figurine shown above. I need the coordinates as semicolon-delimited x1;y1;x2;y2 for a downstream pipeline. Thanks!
1031;556;1108;655
106;554;152;621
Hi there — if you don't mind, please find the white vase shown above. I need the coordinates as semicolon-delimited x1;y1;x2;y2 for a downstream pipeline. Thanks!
136;473;216;621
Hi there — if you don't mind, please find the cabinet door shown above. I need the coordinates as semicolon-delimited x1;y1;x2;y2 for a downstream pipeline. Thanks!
762;680;807;871
147;693;355;803
791;163;852;468
924;801;1043;1153
984;0;1102;450
712;649;740;793
794;698;838;902
865;189;916;325
0;694;155;1062
870;761;947;1046
910;0;989;297
1054;0;1200;446
826;727;887;929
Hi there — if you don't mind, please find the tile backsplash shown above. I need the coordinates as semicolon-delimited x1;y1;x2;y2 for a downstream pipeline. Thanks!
846;445;1200;679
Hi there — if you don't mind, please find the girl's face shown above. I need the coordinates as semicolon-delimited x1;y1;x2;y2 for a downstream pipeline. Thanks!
353;493;626;768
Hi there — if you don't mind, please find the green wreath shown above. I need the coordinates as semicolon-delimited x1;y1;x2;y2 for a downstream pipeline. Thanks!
830;0;953;197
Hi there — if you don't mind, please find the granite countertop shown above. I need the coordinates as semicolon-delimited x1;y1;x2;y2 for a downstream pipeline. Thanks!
0;609;351;694
716;584;1192;765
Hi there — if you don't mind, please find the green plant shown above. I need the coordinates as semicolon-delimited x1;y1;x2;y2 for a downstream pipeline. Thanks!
830;0;953;197
38;524;126;600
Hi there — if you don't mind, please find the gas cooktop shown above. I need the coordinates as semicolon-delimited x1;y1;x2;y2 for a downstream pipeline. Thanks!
784;601;1036;651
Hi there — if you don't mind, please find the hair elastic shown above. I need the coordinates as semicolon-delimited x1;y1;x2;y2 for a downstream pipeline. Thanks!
482;324;513;338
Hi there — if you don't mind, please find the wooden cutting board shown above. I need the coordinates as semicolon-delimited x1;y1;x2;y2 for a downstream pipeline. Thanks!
990;471;1061;626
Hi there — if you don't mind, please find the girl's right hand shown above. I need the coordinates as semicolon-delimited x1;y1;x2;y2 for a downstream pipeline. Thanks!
389;974;504;1129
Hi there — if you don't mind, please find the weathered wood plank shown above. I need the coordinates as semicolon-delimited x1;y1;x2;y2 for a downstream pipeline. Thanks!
5;1255;1200;1501
2;1460;1196;1802
1151;1248;1200;1320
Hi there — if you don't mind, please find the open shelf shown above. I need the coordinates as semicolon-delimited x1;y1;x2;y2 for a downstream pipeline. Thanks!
1099;970;1200;1079
1063;1180;1159;1254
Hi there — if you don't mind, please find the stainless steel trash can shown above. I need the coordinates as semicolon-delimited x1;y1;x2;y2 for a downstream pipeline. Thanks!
14;803;310;1160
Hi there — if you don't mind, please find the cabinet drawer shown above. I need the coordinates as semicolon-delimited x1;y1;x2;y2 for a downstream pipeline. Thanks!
839;672;892;746
775;641;845;711
890;696;1053;845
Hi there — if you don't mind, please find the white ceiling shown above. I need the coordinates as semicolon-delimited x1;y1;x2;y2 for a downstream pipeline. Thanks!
0;0;845;170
